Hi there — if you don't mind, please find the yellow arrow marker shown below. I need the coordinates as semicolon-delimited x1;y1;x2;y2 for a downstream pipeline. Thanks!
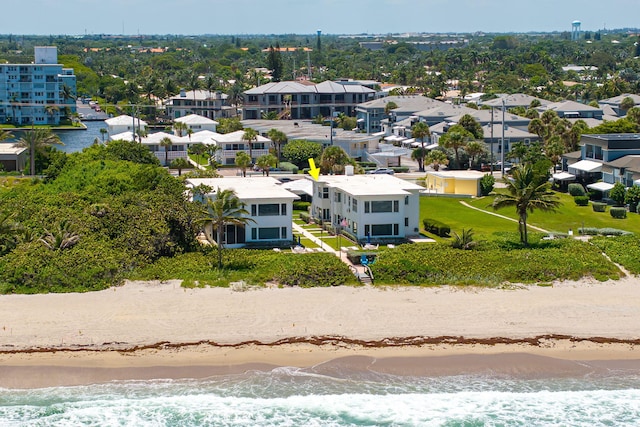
308;158;320;181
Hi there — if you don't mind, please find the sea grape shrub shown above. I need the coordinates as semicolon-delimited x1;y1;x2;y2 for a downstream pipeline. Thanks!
591;235;640;275
274;253;355;287
370;239;620;286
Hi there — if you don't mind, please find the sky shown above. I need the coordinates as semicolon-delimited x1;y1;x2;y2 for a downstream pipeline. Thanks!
4;0;640;36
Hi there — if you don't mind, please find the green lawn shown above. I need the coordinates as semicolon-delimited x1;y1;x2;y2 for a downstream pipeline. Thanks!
467;193;640;234
420;195;517;242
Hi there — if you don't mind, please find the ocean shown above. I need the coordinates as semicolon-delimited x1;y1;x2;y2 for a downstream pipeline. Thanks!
1;367;639;426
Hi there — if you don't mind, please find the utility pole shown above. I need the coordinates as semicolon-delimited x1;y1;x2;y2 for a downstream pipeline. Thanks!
501;98;506;179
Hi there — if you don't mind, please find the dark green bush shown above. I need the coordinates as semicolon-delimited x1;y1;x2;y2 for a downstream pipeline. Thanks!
568;183;586;196
391;167;409;173
423;218;451;237
293;201;311;211
574;195;589;206
592;202;607;212
610;207;627;219
480;174;495;196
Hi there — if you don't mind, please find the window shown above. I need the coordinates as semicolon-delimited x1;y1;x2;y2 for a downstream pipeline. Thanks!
281;227;287;239
352;198;358;212
394;200;399;212
258;203;280;216
259;227;280;240
370;201;393;213
353;221;358;233
371;224;392;236
404;217;409;227
334;192;342;203
322;188;329;199
281;203;287;216
404;196;409;205
394;224;399;235
251;204;256;216
364;201;370;213
323;208;330;220
365;224;370;236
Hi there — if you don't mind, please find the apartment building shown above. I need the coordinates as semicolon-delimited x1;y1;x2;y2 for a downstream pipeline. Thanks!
0;47;76;126
242;80;375;120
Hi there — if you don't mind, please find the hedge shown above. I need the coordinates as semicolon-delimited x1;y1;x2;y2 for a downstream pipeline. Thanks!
423;218;451;237
293;201;311;211
574;195;589;206
592;202;607;212
610;207;627;219
279;162;299;174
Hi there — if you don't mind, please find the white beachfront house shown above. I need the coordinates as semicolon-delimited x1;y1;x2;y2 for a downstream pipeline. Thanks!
309;172;423;242
174;114;219;133
186;177;299;247
213;130;271;165
105;115;148;138
140;132;188;165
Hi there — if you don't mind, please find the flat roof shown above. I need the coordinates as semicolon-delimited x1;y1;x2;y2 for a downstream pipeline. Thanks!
186;177;299;200
427;170;486;180
314;174;423;196
0;144;27;155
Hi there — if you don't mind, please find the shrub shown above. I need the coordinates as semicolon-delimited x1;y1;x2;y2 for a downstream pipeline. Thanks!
599;228;632;236
574;195;589;206
299;212;311;223
293;201;311;211
279;162;299;174
480;174;495;196
610;182;627;206
592;202;607;212
610;207;627;219
578;227;600;235
423;218;451;237
391;167;409;173
625;186;640;213
568;183;586;196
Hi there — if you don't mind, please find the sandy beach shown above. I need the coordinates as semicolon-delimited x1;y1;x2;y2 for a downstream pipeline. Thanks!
2;277;640;388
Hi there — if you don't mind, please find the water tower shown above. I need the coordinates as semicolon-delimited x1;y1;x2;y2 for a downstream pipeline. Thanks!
571;20;581;40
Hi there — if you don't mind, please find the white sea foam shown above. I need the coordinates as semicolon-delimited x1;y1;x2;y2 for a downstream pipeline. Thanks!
1;374;639;426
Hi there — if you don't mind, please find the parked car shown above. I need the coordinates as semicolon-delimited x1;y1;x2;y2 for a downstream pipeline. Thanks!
367;168;395;175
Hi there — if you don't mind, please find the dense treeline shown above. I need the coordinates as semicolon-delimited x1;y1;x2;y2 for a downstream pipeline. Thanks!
1;31;639;122
0;141;201;292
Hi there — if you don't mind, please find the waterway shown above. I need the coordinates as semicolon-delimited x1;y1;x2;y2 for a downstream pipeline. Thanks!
55;121;107;153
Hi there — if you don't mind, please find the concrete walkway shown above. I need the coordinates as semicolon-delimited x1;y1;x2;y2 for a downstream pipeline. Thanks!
459;200;549;233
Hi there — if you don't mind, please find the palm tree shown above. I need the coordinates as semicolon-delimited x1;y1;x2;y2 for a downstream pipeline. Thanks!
411;122;430;172
267;129;287;167
492;164;561;246
173;121;188;137
235;152;251;177
242;128;258;163
197;188;254;268
0;129;13;142
439;124;471;169
16;128;63;176
411;147;427;172
256;154;277;176
170;157;190;176
465;141;485;169
425;149;449;171
159;137;173;166
39;219;80;251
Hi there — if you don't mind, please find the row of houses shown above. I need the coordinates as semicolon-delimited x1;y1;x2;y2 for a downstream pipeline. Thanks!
187;172;423;248
561;133;640;194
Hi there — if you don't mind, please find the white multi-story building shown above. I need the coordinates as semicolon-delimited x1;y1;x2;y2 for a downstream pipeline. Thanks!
310;172;423;242
166;89;232;120
0;46;76;126
186;177;299;247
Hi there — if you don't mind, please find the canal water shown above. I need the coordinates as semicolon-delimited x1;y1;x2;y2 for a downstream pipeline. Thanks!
55;121;107;153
